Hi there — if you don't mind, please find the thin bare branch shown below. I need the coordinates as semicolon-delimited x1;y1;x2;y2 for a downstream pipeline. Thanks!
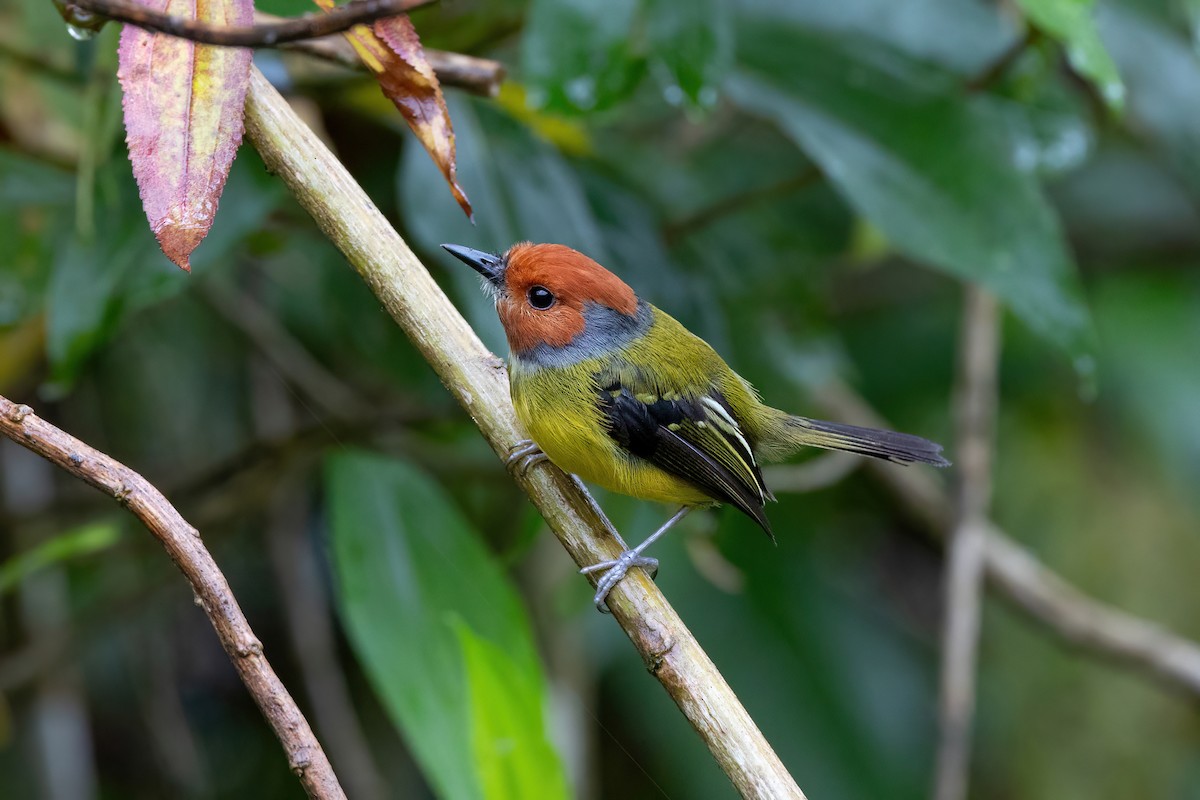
266;478;388;800
0;396;347;800
809;380;1200;698
934;287;1000;800
664;166;822;244
243;66;806;800
64;0;430;48
200;281;371;420
255;12;506;97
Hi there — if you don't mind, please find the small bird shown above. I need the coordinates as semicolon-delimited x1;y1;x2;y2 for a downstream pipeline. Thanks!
443;242;949;610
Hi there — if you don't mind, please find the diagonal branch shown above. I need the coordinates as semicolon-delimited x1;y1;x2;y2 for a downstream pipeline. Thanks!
0;396;346;800
934;287;1000;800
242;65;806;800
61;0;431;48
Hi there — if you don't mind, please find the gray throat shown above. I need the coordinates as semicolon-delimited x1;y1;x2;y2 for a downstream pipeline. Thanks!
513;300;652;369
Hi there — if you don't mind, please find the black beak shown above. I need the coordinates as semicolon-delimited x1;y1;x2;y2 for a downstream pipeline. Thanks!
441;244;504;286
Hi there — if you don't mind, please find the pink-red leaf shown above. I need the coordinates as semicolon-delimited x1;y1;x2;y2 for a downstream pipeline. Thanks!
312;3;471;219
118;0;253;271
373;18;471;214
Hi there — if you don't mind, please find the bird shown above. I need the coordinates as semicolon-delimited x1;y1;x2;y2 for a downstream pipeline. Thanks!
442;241;950;611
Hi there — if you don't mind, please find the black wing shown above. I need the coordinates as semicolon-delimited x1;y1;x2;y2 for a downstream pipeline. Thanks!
597;379;775;540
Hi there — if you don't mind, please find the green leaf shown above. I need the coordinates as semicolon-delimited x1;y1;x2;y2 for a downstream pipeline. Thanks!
645;0;732;111
454;622;570;800
735;0;1015;76
326;452;567;800
0;148;75;209
1016;0;1124;111
44;155;280;394
1099;4;1200;192
519;0;643;113
45;213;152;394
731;24;1094;364
0;521;121;596
1093;273;1200;498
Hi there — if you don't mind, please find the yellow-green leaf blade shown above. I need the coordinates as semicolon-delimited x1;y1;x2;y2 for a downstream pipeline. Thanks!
326;451;566;800
454;622;570;800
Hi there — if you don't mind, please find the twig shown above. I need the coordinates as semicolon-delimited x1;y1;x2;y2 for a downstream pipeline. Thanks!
965;28;1039;93
200;281;371;420
664;166;821;244
422;48;507;98
809;380;1200;698
63;0;430;48
243;66;806;800
934;288;1000;800
256;13;506;97
266;477;388;800
2;445;101;800
0;396;347;800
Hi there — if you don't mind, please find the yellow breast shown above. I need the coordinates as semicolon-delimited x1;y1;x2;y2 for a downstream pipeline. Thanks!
509;359;711;508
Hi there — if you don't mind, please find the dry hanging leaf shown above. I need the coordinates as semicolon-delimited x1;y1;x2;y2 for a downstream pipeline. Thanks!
118;0;253;271
312;2;471;219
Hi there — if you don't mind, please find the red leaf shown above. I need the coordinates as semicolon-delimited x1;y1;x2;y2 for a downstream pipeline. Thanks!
311;2;471;219
117;0;253;271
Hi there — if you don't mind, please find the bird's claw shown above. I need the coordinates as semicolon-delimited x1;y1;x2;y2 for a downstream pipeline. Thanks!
504;439;549;476
580;550;660;613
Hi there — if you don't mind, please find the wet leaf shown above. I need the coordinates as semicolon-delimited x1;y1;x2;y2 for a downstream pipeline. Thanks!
520;0;642;114
314;2;471;218
645;0;731;111
117;0;253;271
1099;4;1200;192
732;23;1095;364
1016;0;1124;112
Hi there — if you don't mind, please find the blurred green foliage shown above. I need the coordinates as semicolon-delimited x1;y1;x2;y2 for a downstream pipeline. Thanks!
2;0;1200;798
327;453;567;800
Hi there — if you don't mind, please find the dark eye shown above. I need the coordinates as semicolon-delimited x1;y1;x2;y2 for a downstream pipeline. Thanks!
527;285;555;310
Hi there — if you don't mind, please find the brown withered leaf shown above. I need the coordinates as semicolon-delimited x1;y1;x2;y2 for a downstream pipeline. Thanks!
312;3;471;219
118;0;253;271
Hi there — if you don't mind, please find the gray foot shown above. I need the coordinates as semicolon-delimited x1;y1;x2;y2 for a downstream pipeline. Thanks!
580;551;660;613
505;439;549;476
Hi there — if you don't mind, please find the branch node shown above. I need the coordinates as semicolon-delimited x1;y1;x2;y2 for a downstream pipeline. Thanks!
6;403;32;423
290;746;314;774
113;483;134;505
69;452;84;467
638;615;677;674
237;639;265;658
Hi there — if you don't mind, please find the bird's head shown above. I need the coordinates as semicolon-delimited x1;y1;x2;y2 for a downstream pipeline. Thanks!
442;242;639;355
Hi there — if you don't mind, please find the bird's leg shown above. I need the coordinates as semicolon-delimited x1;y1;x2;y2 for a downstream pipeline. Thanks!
580;506;694;613
504;439;550;476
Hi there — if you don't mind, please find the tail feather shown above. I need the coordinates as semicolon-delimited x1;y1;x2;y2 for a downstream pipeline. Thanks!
778;416;951;467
